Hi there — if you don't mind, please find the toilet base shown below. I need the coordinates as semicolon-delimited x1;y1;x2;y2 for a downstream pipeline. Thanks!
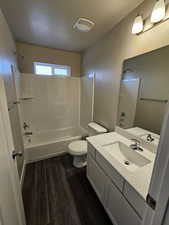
73;155;87;168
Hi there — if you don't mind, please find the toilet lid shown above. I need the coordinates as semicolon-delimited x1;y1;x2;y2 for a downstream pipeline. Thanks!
68;140;87;155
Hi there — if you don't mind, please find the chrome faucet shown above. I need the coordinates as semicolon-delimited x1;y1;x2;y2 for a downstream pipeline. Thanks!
130;139;143;151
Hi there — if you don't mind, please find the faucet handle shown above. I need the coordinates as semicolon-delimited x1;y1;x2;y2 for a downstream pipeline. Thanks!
147;134;154;142
23;122;29;130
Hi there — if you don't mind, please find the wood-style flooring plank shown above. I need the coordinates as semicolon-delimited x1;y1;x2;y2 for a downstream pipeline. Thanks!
22;154;113;225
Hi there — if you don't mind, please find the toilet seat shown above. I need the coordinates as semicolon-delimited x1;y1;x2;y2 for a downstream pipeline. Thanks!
68;122;107;168
68;140;87;155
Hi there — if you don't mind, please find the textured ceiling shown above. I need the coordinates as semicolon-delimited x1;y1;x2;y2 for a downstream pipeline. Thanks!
0;0;143;52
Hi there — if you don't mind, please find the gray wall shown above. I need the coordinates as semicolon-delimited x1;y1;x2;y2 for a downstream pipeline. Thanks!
80;76;94;130
0;8;24;177
81;0;169;131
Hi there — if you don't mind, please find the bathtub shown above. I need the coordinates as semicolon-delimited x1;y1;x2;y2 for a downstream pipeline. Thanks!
24;127;87;163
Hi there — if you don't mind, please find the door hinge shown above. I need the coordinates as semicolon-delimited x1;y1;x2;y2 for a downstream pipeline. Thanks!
146;194;156;210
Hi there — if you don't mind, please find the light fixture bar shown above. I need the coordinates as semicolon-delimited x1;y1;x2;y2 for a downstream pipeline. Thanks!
132;1;169;35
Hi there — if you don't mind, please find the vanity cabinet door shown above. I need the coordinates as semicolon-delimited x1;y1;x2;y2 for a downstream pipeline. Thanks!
87;154;107;203
96;152;124;191
106;180;141;225
123;182;146;218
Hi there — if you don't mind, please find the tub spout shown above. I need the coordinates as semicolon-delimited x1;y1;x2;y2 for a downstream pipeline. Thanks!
24;132;33;136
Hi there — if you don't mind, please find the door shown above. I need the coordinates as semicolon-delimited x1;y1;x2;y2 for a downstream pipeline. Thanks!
0;77;26;225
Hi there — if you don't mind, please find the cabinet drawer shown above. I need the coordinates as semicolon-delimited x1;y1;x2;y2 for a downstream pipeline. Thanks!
106;180;141;225
87;143;96;159
96;152;124;191
123;182;146;218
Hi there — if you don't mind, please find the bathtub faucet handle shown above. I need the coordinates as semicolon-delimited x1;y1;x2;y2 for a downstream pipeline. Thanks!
23;122;29;130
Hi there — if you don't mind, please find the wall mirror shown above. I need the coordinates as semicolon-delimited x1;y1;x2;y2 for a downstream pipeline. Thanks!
117;45;169;146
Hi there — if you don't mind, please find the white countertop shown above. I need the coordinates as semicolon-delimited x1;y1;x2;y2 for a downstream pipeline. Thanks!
87;132;156;200
127;127;160;146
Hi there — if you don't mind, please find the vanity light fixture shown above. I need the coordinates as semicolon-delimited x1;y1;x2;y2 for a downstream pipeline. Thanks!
151;0;166;23
132;15;144;34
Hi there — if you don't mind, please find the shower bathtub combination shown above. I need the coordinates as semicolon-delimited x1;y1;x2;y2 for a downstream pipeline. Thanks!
24;127;87;162
20;73;93;162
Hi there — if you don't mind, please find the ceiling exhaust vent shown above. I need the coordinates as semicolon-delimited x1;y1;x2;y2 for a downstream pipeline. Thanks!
73;18;95;32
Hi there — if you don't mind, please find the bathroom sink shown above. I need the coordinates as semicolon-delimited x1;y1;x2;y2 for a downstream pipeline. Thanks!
102;142;151;172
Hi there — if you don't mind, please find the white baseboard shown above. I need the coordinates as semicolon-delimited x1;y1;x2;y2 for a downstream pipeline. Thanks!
20;160;26;189
26;150;66;164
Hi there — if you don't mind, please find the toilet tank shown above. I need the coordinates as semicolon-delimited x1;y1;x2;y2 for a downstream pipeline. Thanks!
88;122;107;136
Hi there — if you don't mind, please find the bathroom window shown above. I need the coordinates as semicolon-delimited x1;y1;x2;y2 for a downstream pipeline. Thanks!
34;62;71;76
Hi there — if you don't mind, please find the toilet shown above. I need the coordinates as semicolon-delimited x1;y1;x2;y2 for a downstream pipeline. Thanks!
68;122;107;168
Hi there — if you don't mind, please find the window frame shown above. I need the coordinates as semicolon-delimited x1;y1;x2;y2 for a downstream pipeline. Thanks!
33;62;71;76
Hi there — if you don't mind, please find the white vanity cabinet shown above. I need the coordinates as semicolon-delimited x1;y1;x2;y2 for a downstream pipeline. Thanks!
87;143;143;225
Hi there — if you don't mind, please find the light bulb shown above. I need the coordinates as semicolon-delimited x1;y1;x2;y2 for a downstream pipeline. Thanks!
132;15;144;34
151;0;166;23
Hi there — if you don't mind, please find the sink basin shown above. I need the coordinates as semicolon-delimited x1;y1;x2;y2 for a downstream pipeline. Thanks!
102;142;151;172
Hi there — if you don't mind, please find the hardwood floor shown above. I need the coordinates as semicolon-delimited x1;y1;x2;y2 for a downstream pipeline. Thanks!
23;154;112;225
